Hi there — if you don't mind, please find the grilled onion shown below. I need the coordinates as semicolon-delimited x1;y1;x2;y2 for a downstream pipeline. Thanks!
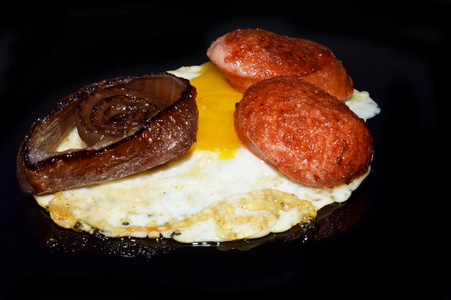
17;73;198;195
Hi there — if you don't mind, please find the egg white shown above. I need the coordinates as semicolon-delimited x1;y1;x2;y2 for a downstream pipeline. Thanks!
35;65;380;243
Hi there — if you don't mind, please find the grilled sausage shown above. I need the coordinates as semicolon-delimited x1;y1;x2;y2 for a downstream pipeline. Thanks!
207;28;354;100
234;76;372;188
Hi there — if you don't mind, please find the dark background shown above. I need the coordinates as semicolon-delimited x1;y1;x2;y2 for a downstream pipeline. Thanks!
0;1;446;299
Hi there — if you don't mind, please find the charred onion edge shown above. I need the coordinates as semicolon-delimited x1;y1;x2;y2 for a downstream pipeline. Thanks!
17;72;198;195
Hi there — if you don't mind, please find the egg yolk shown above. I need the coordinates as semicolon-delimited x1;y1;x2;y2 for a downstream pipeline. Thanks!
190;62;243;159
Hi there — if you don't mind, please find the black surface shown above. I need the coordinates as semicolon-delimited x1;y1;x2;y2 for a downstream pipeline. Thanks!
1;2;446;299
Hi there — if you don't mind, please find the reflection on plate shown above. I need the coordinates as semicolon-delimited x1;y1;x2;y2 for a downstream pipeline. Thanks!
23;172;375;259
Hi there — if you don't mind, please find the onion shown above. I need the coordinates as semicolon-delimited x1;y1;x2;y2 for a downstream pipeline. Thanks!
17;73;198;195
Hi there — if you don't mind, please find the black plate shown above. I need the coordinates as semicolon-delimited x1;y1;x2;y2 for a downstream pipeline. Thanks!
1;3;445;299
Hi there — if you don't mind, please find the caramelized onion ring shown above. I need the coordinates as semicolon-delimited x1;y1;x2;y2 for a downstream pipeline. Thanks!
17;73;198;195
77;94;162;148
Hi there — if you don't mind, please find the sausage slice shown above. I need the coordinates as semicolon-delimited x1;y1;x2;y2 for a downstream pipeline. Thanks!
234;77;372;188
207;28;354;100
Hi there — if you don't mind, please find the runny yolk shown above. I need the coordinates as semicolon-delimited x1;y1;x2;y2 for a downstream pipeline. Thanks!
190;62;243;159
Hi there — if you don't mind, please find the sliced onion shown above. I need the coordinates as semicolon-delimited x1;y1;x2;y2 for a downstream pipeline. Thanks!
17;73;198;195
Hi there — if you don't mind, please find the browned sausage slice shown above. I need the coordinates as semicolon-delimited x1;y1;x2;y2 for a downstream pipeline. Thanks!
234;76;372;188
207;28;354;100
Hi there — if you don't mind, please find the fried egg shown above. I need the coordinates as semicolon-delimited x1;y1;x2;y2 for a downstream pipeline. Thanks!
34;62;380;243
